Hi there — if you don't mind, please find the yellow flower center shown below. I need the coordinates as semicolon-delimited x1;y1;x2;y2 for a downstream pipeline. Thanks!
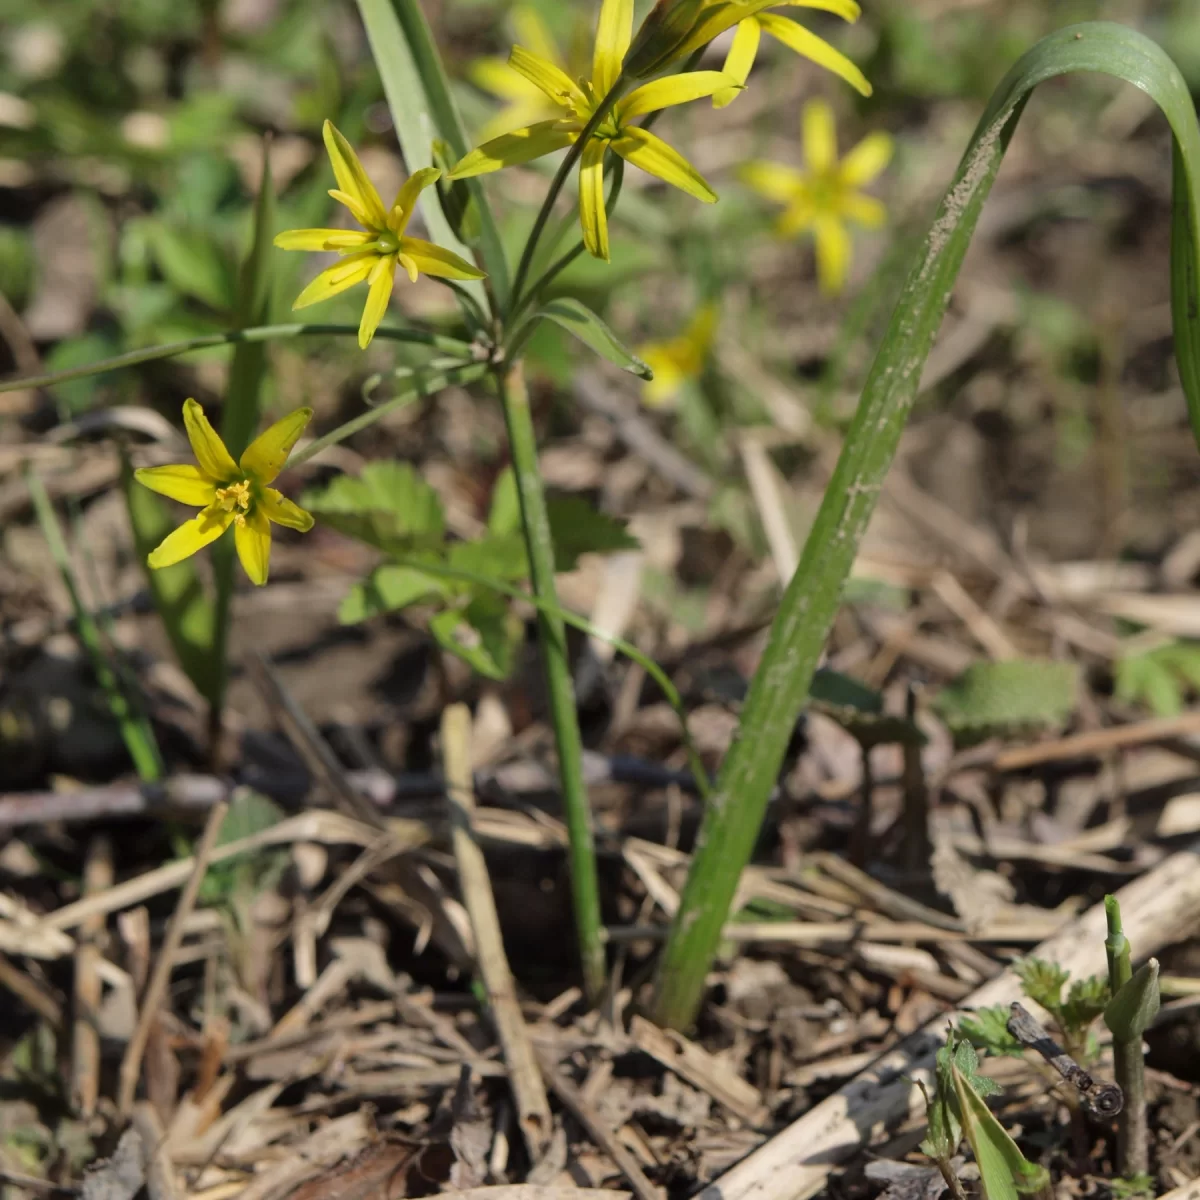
215;479;253;527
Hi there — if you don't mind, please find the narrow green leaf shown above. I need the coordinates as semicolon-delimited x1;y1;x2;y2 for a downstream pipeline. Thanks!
27;468;163;782
0;325;474;395
354;0;504;308
1105;958;1161;1042
212;144;278;735
535;297;653;378
654;20;1200;1030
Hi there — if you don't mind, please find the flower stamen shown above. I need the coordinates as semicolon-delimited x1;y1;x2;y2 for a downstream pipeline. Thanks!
215;479;253;524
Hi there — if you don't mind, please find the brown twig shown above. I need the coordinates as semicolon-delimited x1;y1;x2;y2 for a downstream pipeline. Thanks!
442;704;552;1159
117;800;228;1118
536;1047;662;1200
995;711;1200;771
71;834;111;1116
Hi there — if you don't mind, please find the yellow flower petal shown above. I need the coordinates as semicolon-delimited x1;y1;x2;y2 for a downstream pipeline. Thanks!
389;166;442;237
739;160;806;203
593;0;633;95
261;488;315;532
398;252;419;283
182;398;238;482
512;5;562;65
399;238;488;281
757;13;872;98
842;192;887;228
358;256;397;349
322;120;387;230
328;188;377;230
508;45;586;110
619;70;738;119
776;197;817;236
291;252;378;309
687;302;719;356
838;131;894;188
715;19;761;108
134;463;218;507
470;56;541;101
813;213;851;293
579;138;610;261
801;97;837;174
235;508;272;586
640;354;685;407
777;0;861;22
611;127;717;204
240;407;313;484
274;228;375;252
448;120;578;179
147;503;234;570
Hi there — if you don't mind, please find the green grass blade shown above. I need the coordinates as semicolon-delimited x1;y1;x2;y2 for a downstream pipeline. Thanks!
354;0;507;309
120;451;219;705
0;325;473;395
653;21;1200;1030
210;145;278;749
27;468;163;782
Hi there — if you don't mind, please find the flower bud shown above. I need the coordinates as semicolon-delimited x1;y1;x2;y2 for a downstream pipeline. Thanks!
625;0;740;78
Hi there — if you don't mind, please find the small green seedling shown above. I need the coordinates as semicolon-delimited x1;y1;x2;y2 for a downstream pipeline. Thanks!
1104;895;1161;1179
919;1028;1049;1200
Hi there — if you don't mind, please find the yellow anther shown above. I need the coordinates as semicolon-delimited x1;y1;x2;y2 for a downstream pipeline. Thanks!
215;479;252;514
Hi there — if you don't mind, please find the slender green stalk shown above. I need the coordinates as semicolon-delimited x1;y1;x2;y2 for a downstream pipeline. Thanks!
1104;895;1160;1179
27;468;163;782
493;363;605;1001
652;22;1200;1030
0;324;474;395
509;78;629;315
509;161;627;328
289;362;487;468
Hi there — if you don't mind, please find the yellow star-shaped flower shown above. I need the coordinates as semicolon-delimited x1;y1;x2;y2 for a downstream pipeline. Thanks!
713;2;871;108
638;303;717;407
135;399;315;586
448;0;738;261
741;99;891;293
275;121;486;349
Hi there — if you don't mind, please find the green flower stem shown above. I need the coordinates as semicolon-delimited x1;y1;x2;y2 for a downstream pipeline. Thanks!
508;77;629;316
288;362;487;468
26;468;163;782
0;324;475;395
1105;896;1151;1178
509;161;627;328
651;21;1200;1031
494;362;605;1002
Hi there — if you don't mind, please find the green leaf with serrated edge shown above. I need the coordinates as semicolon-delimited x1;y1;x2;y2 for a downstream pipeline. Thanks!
1062;974;1111;1034
430;594;521;680
933;659;1079;734
338;563;449;624
952;1058;1049;1200
448;534;529;582
1116;651;1184;716
1014;957;1069;1015
304;461;446;552
198;790;287;905
1104;958;1161;1041
354;0;502;308
546;495;640;569
147;222;235;312
960;1007;1025;1059
534;298;653;379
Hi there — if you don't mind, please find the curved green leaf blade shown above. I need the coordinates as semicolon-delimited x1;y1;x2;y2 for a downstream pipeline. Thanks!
355;0;507;308
535;297;653;378
654;20;1200;1030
